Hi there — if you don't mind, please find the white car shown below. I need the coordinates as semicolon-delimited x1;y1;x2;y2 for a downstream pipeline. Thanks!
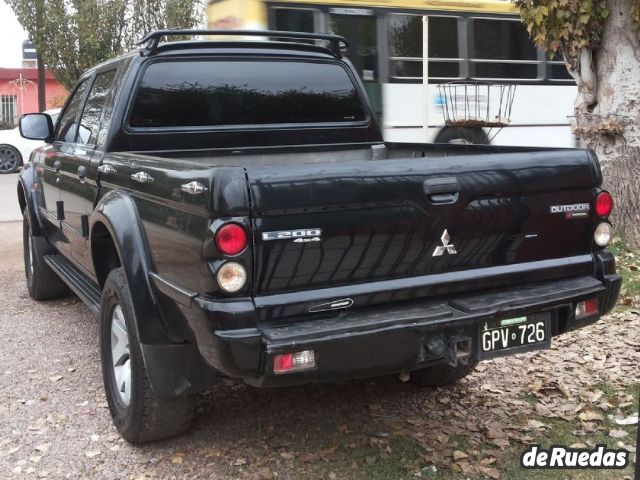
0;108;60;174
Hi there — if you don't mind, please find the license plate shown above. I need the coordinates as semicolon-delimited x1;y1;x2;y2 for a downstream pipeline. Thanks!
478;313;551;359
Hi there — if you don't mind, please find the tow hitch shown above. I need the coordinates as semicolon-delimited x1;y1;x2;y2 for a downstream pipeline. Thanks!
423;334;473;367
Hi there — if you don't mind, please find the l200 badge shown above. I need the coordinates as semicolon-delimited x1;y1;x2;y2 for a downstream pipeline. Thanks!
262;228;322;242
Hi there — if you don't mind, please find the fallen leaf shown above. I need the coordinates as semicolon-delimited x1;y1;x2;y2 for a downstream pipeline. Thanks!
279;451;295;460
491;438;510;449
453;450;469;461
527;420;547;430
578;410;603;422
478;466;501;479
608;429;629;439
300;452;320;463
232;458;247;466
253;467;274;480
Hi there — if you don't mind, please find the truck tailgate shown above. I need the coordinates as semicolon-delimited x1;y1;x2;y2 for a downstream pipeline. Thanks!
247;150;600;306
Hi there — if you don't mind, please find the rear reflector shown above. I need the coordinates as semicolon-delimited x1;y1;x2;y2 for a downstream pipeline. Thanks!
273;350;316;374
575;298;599;319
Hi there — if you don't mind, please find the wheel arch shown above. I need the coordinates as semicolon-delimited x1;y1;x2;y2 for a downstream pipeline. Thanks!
90;190;171;345
91;189;217;397
17;166;45;236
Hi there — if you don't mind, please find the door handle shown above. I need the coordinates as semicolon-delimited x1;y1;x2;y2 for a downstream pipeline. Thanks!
423;177;459;204
77;165;87;183
130;171;154;184
53;160;61;172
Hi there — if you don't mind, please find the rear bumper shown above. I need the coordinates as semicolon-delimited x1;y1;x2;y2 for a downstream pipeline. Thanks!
190;252;621;387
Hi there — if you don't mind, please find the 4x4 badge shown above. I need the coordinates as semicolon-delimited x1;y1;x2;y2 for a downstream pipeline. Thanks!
432;229;457;256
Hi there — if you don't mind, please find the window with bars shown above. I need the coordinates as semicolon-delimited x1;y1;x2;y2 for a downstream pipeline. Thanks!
1;95;18;127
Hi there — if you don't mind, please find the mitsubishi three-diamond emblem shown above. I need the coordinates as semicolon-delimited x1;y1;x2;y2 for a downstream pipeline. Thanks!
432;229;457;257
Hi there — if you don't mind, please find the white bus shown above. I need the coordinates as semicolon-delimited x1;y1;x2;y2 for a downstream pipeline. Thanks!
207;0;577;147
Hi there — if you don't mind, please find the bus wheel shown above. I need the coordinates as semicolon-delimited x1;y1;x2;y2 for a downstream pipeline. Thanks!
435;127;489;145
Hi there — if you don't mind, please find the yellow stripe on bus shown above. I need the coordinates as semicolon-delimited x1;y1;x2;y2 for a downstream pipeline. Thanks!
208;0;519;16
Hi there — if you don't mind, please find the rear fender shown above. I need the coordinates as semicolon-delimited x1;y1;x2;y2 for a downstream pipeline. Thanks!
91;190;175;345
91;190;217;396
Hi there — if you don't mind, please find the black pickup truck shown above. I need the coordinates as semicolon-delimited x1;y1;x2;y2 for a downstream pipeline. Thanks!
17;30;621;443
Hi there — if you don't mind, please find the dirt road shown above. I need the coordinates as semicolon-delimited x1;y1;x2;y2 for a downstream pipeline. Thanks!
0;220;637;479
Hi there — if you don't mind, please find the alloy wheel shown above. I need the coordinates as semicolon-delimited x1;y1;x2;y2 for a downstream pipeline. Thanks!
0;146;19;173
111;305;132;407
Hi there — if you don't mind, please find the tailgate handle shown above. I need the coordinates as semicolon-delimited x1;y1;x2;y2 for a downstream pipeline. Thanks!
423;177;459;204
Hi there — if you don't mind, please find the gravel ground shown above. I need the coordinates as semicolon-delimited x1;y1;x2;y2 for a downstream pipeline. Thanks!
0;220;638;480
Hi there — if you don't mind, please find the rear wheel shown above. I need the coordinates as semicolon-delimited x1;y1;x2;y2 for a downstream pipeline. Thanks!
23;211;69;300
0;145;22;174
435;127;489;145
409;360;478;387
101;268;196;443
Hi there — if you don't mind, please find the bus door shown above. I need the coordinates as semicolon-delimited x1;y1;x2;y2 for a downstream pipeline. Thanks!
328;9;382;117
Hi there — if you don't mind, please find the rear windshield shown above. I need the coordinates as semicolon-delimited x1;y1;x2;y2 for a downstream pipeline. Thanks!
129;59;367;128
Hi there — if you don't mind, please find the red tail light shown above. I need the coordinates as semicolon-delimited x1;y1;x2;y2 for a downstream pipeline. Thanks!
595;191;614;217
215;223;247;255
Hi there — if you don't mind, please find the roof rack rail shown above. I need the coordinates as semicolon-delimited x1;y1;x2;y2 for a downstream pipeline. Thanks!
136;29;349;57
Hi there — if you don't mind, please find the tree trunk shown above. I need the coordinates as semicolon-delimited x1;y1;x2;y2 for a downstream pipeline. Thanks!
37;53;46;112
583;0;640;249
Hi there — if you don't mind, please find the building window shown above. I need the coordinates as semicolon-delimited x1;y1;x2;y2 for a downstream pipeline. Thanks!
0;95;18;127
471;18;539;80
388;15;461;81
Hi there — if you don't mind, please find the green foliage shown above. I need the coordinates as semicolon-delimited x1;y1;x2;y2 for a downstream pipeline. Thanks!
515;0;609;69
7;0;204;90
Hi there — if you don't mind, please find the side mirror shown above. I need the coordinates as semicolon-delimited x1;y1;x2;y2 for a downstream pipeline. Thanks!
19;113;54;141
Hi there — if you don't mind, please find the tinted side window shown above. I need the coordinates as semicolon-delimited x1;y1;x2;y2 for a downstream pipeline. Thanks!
388;15;460;79
129;60;367;128
77;70;117;145
473;19;536;60
472;19;539;79
274;8;315;32
56;80;89;142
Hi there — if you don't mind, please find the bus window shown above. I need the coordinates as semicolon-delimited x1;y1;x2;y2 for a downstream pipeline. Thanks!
471;18;539;80
273;8;315;32
549;63;573;81
388;15;461;81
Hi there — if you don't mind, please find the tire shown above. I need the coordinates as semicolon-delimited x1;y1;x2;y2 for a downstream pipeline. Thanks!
0;144;22;174
409;360;478;387
23;211;69;300
435;127;489;145
100;268;196;443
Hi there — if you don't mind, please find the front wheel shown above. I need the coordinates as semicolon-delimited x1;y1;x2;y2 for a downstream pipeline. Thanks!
409;360;478;387
23;211;69;300
0;144;22;174
100;268;196;443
